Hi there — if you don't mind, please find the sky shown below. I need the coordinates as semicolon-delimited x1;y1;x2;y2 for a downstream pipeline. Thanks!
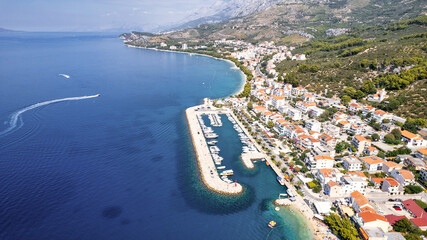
0;0;219;32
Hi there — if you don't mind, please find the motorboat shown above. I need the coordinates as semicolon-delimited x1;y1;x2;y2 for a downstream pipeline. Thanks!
277;176;285;186
220;170;234;176
205;133;218;139
217;166;226;170
268;221;276;228
207;140;218;145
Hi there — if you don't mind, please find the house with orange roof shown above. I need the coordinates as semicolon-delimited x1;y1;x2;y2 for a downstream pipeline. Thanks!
391;169;415;186
305;154;335;169
355;211;390;233
372;109;392;122
318;133;337;148
261;111;274;124
349;124;364;135
368;89;389;102
274;119;290;135
348;103;362;112
381;178;402;195
334;112;347;119
350;191;375;213
302;94;315;102
360;156;385;172
382;161;402;175
253;105;267;113
362;106;376;116
271;95;285;108
401;130;426;147
364;146;379;156
325;181;342;198
352;135;372;154
296;101;316;113
416;148;427;160
337;120;352;130
369;177;384;188
316;169;342;186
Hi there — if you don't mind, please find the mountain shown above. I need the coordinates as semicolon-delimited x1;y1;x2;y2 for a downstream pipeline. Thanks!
124;0;425;45
169;0;285;31
0;27;16;32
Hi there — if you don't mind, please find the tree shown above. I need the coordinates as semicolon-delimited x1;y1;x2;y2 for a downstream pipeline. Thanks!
391;129;402;139
371;133;380;141
324;213;359;240
355;90;365;99
361;80;377;94
341;95;351;105
384;134;400;145
393;218;413;232
267;121;274;128
335;141;347;153
247;102;253;110
405;185;423;194
343;87;357;98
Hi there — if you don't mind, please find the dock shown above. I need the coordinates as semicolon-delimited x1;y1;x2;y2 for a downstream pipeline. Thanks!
185;102;243;195
241;152;267;169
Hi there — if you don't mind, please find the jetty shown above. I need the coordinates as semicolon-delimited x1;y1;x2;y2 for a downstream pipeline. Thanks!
185;100;242;194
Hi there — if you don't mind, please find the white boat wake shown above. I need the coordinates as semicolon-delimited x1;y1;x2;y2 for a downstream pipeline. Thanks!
0;94;100;137
59;74;70;78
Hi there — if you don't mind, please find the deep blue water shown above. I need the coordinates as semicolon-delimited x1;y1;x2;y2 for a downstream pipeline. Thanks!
0;32;312;240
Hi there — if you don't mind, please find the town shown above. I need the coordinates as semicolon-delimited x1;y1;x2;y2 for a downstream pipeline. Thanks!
170;38;427;240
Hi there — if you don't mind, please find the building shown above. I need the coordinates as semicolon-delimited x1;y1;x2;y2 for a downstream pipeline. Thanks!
400;155;426;170
325;181;342;198
305;155;335;169
342;175;369;195
402;199;427;218
364;146;379;156
382;161;402;175
369;177;384;188
350;191;374;213
342;155;362;171
287;108;302;121
305;119;321;132
416;149;427;160
352;135;371;154
360;156;384;172
391;169;415;186
316;169;342;186
420;167;427;182
381;178;402;195
401;130;426;147
356;211;390;233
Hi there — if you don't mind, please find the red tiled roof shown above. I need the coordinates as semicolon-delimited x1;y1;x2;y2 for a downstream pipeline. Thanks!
385;215;407;225
403;199;426;218
411;218;427;227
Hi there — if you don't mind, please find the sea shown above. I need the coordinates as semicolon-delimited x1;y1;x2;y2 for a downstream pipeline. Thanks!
0;32;313;240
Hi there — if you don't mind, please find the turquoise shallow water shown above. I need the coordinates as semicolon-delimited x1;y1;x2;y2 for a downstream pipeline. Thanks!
0;32;312;240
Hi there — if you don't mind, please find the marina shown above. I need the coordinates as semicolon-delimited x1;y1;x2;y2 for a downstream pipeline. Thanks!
185;100;242;194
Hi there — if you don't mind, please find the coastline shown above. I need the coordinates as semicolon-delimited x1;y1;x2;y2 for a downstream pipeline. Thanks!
125;44;246;97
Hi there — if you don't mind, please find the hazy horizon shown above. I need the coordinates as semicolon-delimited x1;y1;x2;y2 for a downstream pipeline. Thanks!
0;0;222;32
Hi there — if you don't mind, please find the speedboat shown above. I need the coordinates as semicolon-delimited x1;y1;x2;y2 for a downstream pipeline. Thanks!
268;221;276;228
217;166;226;170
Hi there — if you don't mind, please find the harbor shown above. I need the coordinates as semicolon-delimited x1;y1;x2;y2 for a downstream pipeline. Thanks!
185;99;243;194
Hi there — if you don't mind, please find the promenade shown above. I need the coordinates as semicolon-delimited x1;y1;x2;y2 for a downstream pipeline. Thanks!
186;103;243;195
